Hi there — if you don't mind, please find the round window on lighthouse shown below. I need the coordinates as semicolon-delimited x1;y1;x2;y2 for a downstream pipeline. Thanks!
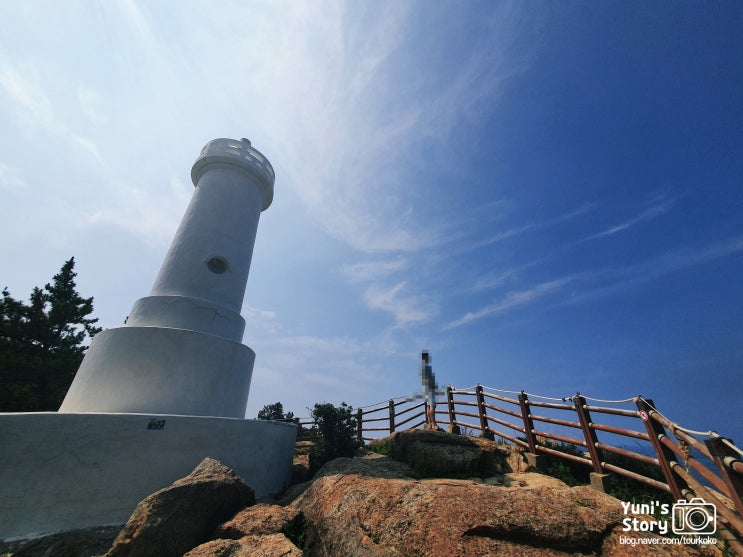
207;256;229;274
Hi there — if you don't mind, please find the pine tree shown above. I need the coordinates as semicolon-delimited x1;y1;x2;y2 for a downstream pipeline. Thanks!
0;258;101;411
257;402;295;421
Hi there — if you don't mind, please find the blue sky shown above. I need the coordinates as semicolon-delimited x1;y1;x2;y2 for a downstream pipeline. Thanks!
1;2;741;440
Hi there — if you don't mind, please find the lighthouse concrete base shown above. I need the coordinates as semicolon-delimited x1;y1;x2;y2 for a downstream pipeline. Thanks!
60;327;255;419
0;412;296;541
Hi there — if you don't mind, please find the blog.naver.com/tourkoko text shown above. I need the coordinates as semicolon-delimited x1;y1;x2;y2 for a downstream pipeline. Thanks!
619;498;718;547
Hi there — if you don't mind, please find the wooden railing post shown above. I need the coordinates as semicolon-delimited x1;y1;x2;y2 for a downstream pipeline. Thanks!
518;391;545;471
475;385;494;440
636;398;689;502
518;391;537;453
356;408;363;442
705;437;743;516
447;386;460;435
573;394;609;492
389;399;396;434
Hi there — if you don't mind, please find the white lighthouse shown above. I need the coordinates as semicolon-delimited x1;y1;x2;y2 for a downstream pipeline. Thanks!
1;138;296;540
61;138;273;418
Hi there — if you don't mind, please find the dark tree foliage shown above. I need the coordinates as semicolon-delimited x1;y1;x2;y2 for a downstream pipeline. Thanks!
257;401;294;421
0;258;102;411
308;402;358;473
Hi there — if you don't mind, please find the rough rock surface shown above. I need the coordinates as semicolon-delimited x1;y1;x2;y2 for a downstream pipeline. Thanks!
6;433;720;556
292;441;313;484
184;534;302;557
315;453;417;480
0;526;120;557
288;452;703;556
369;429;529;477
215;504;299;539
105;457;254;557
277;452;416;505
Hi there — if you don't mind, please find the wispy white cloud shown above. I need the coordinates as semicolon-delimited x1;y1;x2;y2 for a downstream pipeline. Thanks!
35;2;527;258
476;194;683;278
240;305;281;336
471;270;513;292
71;134;102;162
242;302;406;369
404;5;543;147
243;313;409;416
0;59;104;164
363;281;435;327
580;198;676;242
561;235;743;306
0;162;25;190
447;276;576;329
85;174;191;247
235;3;527;255
77;84;108;127
450;234;743;329
472;202;595;250
342;258;408;283
117;0;156;43
275;334;364;357
0;61;53;124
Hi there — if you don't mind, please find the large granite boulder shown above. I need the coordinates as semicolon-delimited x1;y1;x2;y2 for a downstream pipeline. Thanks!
314;453;417;480
22;438;712;557
188;504;304;556
288;455;701;556
368;429;525;477
277;451;417;505
184;534;302;557
215;504;300;539
106;457;254;557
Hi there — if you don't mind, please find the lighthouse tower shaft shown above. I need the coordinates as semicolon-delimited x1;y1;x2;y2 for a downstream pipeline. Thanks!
60;139;274;418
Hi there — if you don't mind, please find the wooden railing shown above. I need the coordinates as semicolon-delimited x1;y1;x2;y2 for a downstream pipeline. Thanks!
333;385;742;553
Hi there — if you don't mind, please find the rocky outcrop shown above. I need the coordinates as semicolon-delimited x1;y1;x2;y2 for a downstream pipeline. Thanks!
289;460;701;556
277;452;417;506
184;534;302;557
105;457;254;557
292;440;313;484
0;526;120;557
188;503;306;556
215;504;299;539
5;432;714;557
369;429;533;477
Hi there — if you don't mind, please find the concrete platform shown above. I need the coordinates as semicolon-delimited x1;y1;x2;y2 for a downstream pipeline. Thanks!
0;412;296;540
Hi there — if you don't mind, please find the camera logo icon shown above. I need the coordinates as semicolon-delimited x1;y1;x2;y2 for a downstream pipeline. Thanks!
672;498;716;535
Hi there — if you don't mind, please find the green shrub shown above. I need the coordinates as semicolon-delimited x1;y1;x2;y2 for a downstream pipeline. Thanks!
548;459;580;487
308;402;359;473
602;452;673;508
281;512;311;550
540;441;675;509
369;438;397;458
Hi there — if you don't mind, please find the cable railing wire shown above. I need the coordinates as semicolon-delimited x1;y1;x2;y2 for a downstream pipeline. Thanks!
479;385;634;404
637;396;720;438
298;383;741;518
349;383;742;541
576;394;637;404
327;387;741;460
